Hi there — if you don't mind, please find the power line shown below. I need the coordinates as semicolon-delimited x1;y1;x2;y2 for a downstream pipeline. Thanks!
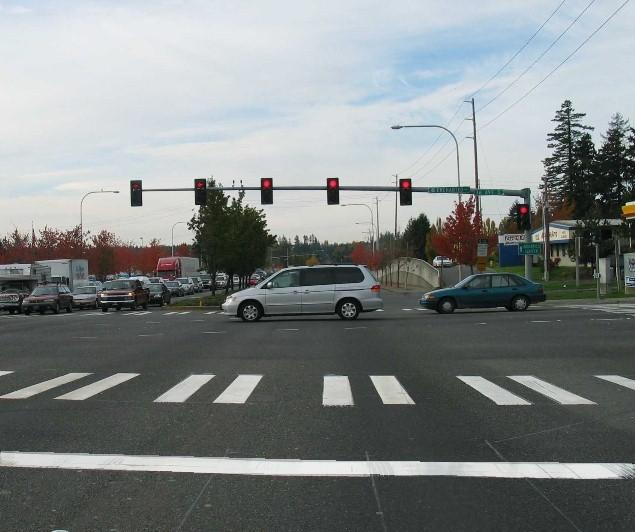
481;0;631;129
478;0;597;113
471;0;568;97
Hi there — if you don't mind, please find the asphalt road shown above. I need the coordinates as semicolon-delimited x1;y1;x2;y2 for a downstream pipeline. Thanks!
1;292;635;531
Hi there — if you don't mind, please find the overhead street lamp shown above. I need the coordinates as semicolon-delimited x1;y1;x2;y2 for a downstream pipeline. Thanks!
391;124;462;201
341;203;377;254
80;189;120;250
171;221;188;257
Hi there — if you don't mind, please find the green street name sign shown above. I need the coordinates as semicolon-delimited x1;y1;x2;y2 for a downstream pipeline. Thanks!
475;188;504;196
428;186;470;193
518;242;541;255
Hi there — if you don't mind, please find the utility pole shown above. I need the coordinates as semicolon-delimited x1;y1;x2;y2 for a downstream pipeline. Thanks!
375;196;380;251
542;184;550;282
465;97;481;217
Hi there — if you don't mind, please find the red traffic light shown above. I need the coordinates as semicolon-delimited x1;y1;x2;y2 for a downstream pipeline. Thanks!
262;178;273;189
131;182;141;191
195;179;206;189
518;204;529;215
400;179;411;189
327;178;339;189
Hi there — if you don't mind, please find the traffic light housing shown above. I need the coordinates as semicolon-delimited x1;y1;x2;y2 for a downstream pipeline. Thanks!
516;203;531;231
261;178;273;204
327;178;339;205
194;179;207;205
130;179;142;207
399;178;412;206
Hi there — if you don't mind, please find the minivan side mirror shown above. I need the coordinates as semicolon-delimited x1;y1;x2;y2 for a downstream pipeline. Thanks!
265;281;274;289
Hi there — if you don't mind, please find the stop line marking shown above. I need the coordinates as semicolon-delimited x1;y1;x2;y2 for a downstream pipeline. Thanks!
2;451;633;479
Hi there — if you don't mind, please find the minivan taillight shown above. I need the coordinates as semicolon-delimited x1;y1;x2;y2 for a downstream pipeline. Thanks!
371;284;381;292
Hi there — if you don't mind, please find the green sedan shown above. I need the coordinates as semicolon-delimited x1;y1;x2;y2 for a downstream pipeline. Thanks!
420;273;546;314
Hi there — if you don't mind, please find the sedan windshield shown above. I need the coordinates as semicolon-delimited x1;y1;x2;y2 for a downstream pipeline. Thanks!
74;287;97;295
177;278;190;284
31;286;58;296
103;281;133;290
149;284;163;293
454;275;477;288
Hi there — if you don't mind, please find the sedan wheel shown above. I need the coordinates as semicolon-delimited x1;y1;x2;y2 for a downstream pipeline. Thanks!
511;295;530;311
437;298;456;314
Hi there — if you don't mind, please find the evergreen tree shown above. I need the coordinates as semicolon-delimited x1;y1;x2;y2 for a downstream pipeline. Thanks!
596;113;631;216
542;100;593;208
570;132;597;218
402;213;431;260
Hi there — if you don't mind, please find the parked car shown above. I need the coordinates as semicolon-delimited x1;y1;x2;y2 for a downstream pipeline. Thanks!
0;281;33;314
222;265;383;322
88;280;103;291
191;276;203;292
233;274;240;286
199;274;212;290
72;285;99;309
22;284;74;315
164;280;185;297
128;275;152;287
98;279;149;312
432;256;454;267
215;273;228;289
148;283;171;306
148;277;163;284
419;273;546;314
176;277;195;295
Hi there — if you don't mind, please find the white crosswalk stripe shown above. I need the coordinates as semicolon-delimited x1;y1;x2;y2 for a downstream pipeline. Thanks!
562;303;635;316
457;376;531;405
154;374;215;403
129;311;151;316
0;373;92;399
213;375;263;404
323;376;354;406
508;376;596;405
162;312;178;315
0;371;14;378
205;311;218;314
55;373;140;400
370;376;415;404
595;375;635;391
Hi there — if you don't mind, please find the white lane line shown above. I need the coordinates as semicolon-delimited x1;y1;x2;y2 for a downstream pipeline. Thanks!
213;375;263;404
277;328;299;332
595;375;635;391
178;311;191;315
205;311;218;315
0;371;14;378
132;311;151;316
73;336;97;339
375;309;384;312
591;318;623;321
55;373;139;401
415;308;427;311
370;376;415;405
202;331;227;334
323;376;354;406
154;375;215;403
530;320;552;323
508;376;596;405
401;308;413;311
192;319;205;322
2;451;633;479
457;376;531;406
0;373;92;399
477;322;487;325
344;326;367;330
163;312;177;315
138;334;164;337
146;321;161;324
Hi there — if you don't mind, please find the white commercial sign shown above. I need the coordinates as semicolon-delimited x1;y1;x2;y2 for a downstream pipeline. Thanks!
625;253;635;288
532;227;571;243
498;234;524;245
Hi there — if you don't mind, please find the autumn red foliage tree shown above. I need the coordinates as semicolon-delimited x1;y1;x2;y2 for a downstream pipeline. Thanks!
430;197;497;267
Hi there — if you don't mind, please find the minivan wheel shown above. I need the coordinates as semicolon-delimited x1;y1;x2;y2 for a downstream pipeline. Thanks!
437;298;456;314
337;299;360;320
239;301;262;322
511;295;530;311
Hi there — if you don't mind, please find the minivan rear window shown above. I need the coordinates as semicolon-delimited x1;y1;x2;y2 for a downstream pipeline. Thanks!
335;267;364;284
302;268;335;287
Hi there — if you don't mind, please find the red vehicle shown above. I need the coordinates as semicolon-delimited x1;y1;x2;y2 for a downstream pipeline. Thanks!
156;257;200;280
98;279;149;312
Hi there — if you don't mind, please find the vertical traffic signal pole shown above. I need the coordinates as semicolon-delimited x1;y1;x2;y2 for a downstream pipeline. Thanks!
522;189;532;281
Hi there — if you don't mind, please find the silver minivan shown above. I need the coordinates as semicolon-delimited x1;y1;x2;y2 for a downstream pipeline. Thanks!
221;265;383;321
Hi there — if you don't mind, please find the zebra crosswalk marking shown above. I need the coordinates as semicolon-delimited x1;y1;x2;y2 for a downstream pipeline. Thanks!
457;376;531;405
213;375;263;404
154;375;215;403
0;373;92;399
54;373;140;400
595;375;635;392
508;376;596;405
369;376;415;405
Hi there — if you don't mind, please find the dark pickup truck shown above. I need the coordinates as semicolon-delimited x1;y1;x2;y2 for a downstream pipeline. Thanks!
0;280;35;314
98;279;149;312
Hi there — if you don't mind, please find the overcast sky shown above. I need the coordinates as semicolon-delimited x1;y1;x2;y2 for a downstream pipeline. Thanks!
1;0;633;247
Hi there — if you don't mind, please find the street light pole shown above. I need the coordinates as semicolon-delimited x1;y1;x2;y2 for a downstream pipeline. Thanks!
341;203;375;254
391;124;462;202
171;221;187;257
80;189;120;251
